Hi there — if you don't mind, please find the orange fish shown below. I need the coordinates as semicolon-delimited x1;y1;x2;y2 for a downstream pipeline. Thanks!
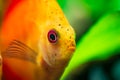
1;0;76;80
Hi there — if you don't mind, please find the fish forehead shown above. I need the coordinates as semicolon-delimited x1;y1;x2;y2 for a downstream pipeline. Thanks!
45;0;75;36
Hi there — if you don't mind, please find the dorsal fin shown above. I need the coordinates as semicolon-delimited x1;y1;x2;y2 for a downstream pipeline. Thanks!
2;40;38;64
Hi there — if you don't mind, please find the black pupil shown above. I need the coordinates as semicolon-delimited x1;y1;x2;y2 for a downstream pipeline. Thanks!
50;34;56;40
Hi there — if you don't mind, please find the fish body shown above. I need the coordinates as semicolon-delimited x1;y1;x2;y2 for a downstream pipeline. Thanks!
1;0;76;80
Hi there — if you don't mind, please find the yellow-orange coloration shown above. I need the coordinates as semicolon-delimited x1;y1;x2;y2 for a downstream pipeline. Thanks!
1;0;76;80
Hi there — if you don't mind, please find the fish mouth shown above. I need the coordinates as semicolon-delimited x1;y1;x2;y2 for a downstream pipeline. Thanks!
68;46;76;52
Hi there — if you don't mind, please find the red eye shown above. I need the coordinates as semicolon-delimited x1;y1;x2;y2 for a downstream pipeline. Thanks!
48;30;58;43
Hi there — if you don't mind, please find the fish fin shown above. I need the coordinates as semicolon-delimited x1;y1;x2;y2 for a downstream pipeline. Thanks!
2;40;38;64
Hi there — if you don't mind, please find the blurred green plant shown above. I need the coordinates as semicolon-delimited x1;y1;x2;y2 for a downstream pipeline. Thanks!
60;12;120;80
57;0;120;79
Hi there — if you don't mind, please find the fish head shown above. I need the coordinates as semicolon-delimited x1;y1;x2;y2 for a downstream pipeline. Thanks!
38;0;76;68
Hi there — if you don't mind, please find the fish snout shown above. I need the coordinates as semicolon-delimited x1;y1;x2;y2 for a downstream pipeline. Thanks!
68;41;76;52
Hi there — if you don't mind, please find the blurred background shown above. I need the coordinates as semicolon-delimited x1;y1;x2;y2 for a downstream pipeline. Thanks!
57;0;120;80
0;0;120;80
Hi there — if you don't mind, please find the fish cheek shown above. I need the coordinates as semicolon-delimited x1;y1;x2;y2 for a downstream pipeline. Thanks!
44;42;61;67
45;44;58;66
40;32;61;66
38;38;55;66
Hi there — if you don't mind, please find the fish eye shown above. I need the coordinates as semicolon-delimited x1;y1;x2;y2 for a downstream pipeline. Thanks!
48;29;58;43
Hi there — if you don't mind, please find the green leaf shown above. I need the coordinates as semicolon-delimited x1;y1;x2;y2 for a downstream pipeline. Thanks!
61;12;120;80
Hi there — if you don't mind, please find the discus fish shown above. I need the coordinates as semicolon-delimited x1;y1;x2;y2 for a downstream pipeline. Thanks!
1;0;76;80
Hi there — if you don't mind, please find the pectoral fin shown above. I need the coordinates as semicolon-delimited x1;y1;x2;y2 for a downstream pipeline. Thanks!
2;40;38;64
